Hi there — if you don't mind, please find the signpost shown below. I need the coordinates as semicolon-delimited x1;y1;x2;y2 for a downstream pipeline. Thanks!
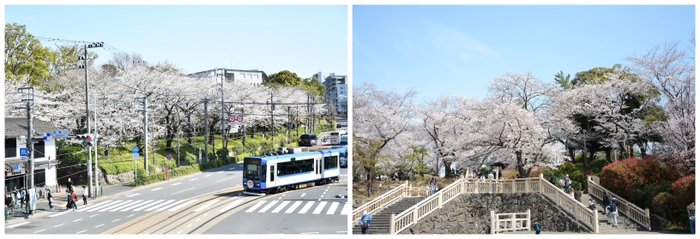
51;129;70;138
132;146;139;181
20;148;28;161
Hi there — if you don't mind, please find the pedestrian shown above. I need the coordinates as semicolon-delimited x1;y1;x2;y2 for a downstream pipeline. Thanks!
67;178;74;192
82;185;88;205
12;186;20;207
19;187;26;209
559;175;565;191
534;221;541;234
24;189;30;212
549;174;556;186
47;189;54;212
602;191;610;215
688;201;695;234
588;199;597;211
564;174;571;194
429;176;437;195
359;210;372;234
425;183;431;196
609;197;619;227
70;189;79;210
66;190;73;210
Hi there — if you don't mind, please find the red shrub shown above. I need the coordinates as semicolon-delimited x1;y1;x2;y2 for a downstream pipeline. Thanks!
600;157;644;196
672;174;695;212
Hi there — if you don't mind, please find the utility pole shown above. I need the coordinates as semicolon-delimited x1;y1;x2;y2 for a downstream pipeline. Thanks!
241;108;246;146
287;106;290;145
80;42;103;197
136;97;148;175
204;98;210;163
219;68;226;150
16;87;34;214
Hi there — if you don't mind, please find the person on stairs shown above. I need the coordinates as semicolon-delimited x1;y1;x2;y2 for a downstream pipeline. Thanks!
609;197;619;227
359;210;372;234
602;191;611;215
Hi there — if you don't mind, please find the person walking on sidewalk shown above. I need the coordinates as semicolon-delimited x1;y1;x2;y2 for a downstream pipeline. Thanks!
70;189;79;210
47;189;54;212
688;201;695;234
81;185;88;205
19;187;26;209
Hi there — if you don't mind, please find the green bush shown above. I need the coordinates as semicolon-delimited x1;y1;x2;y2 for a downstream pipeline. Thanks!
651;192;676;220
588;159;608;174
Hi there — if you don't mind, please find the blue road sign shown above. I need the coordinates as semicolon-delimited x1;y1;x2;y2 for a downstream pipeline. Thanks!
20;148;28;157
13;164;20;172
132;146;140;153
132;153;139;160
166;154;172;160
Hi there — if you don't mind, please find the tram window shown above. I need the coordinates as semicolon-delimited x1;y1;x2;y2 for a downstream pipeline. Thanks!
324;155;338;169
261;164;267;182
270;165;275;182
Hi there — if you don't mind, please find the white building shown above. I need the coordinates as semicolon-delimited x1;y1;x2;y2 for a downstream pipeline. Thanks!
4;117;59;192
188;68;268;86
323;73;348;116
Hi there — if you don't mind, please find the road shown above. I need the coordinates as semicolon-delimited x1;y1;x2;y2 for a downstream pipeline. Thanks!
5;164;349;235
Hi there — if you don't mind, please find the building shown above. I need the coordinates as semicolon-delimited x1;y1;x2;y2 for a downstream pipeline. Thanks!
4;117;59;192
188;68;268;86
323;73;348;117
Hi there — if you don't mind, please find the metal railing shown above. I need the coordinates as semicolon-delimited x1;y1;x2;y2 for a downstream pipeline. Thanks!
385;174;599;234
587;176;651;230
491;209;531;233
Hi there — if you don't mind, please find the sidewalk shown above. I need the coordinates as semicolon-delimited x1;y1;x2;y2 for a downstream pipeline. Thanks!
5;181;135;223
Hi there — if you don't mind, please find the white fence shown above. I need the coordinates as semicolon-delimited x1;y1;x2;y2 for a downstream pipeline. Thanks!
587;176;651;230
491;209;531;234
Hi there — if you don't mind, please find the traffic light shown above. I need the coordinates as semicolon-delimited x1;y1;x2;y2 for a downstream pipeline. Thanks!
77;134;96;146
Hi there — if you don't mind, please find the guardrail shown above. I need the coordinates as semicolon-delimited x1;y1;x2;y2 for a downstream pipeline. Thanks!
352;181;410;223
388;174;599;234
587;176;651;230
491;209;531;233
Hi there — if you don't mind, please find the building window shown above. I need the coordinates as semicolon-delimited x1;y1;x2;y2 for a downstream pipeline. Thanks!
35;140;45;158
5;138;16;158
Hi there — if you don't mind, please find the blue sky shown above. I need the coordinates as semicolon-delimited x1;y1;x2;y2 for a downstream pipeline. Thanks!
4;4;348;78
353;5;695;101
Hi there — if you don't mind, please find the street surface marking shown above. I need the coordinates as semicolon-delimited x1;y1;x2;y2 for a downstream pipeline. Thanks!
89;214;99;217
219;199;242;212
34;229;46;233
168;199;197;211
285;201;303;213
85;200;122;212
171;182;182;186
77;200;114;212
214;177;233;183
48;210;70;218
193;199;220;212
340;203;351;215
172;187;194;195
73;218;83;222
132;200;164;211
54;223;65;228
298;201;315;214
312;201;328;214
110;200;143;212
96;200;132;212
76;230;86;234
119;200;152;211
156;200;186;211
300;193;306;198
127;214;135;217
188;178;199;181
245;201;266;213
145;199;176;211
258;200;278;213
326;202;340;214
112;218;120;222
95;224;104;228
204;174;212;177
7;222;31;228
151;187;163;191
126;193;140;198
271;201;290;213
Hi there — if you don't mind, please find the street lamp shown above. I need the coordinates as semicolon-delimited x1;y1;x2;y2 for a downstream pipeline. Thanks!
94;77;121;197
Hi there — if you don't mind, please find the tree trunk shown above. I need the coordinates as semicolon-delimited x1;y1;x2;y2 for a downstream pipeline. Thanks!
605;150;612;163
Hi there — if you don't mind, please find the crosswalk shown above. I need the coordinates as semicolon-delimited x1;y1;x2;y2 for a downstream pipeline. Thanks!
74;199;350;215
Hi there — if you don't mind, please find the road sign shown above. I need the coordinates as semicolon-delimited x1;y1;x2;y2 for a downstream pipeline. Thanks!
13;164;20;172
132;146;140;153
166;154;172;160
51;129;70;138
229;114;244;123
132;153;139;160
20;148;28;161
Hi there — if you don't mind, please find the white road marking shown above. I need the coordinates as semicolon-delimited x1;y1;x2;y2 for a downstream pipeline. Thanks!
47;210;70;218
204;174;212;177
326;202;339;214
171;187;195;195
151;187;163;191
109;200;144;212
298;201;315;214
195;218;201;222
271;201;290;213
300;193;306;198
111;218;120;222
188;178;198;181
145;199;176;211
285;201;303;213
126;193;140;198
171;182;182;186
312;201;327;214
193;199;220;212
187;223;193;228
76;200;115;212
119;200;152;211
177;230;183;234
245;201;267;213
258;200;278;213
34;229;46;233
219;199;242;212
85;200;122;212
76;230;86;234
7;222;30;228
95;224;104;228
96;200;132;212
89;214;99;217
156;200;186;211
168;199;197;211
340;203;351;215
54;223;65;228
214;177;232;183
73;218;83;222
133;200;164;211
301;232;320;234
127;214;135;218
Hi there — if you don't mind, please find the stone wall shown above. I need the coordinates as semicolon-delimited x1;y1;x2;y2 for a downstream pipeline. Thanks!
399;193;590;234
102;171;135;185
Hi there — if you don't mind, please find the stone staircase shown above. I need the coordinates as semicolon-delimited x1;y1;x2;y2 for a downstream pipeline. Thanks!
580;193;647;233
352;196;426;234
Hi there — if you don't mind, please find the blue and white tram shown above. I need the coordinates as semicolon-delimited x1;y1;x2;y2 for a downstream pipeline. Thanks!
243;149;341;194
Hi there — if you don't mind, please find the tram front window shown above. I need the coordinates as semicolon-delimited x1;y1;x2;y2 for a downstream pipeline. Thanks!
244;158;261;180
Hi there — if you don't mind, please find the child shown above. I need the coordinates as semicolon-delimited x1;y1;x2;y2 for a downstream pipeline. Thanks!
82;185;88;205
